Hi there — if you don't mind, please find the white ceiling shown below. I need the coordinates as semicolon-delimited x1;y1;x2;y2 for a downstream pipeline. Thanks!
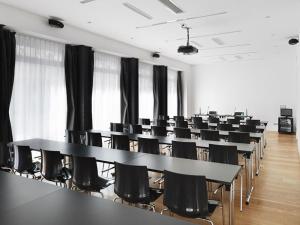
1;0;300;65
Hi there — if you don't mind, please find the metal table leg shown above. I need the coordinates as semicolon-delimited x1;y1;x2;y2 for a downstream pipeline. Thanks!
229;180;235;225
245;154;254;204
255;141;261;176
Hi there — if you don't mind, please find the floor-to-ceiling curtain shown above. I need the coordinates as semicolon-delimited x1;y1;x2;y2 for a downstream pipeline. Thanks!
92;52;121;130
120;58;139;125
177;71;183;116
139;62;153;120
10;34;66;141
153;65;168;119
65;45;94;131
168;69;177;118
0;25;15;166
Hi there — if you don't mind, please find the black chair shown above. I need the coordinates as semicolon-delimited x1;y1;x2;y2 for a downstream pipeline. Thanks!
228;131;250;144
162;170;221;224
72;156;113;194
129;124;143;134
239;124;256;133
139;118;150;125
65;130;83;144
13;145;40;177
234;112;244;116
158;115;169;120
138;137;160;155
111;134;130;151
175;120;188;128
0;144;12;172
194;122;209;129
218;123;234;131
174;128;191;139
110;123;124;132
208;116;220;124
192;116;202;124
151;126;167;137
172;141;197;160
209;111;217;115
227;118;240;125
85;132;102;147
174;116;184;121
201;129;220;141
154;119;167;127
209;144;243;211
246;119;261;126
41;150;71;187
114;162;162;211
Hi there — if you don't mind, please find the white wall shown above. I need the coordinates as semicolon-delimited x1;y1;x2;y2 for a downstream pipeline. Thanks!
189;49;298;131
0;3;192;116
296;41;300;153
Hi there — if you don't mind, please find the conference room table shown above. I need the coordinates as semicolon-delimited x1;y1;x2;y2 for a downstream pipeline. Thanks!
0;171;197;225
8;138;241;225
94;130;255;206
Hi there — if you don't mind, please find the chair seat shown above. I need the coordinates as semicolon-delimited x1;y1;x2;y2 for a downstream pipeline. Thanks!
148;188;163;203
94;176;114;191
207;200;219;214
49;167;72;183
26;161;41;175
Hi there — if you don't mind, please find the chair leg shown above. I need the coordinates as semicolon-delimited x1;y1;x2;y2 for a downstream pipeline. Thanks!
240;173;243;212
160;208;169;215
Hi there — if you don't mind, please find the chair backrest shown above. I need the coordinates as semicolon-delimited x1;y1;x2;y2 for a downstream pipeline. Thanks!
172;141;197;160
209;144;238;165
158;115;169;120
85;132;102;147
209;111;217;115
194;122;208;129
192;116;202;125
239;124;256;133
129;124;143;134
174;128;191;139
114;162;150;203
200;129;220;141
227;118;240;125
154;119;167;127
174;116;184;121
41;150;63;181
163;170;209;218
208;116;220;124
246;119;261;126
139;118;150;125
13;145;33;173
110;123;124;132
111;134;130;151
228;131;250;144
175;120;188;128
72;156;98;191
151;126;167;137
234;112;244;116
65;130;82;144
138;137;160;155
218;123;234;131
0;143;10;167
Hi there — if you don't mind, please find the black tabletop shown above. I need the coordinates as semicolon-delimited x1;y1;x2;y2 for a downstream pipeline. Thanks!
0;171;61;214
97;131;255;155
8;139;146;164
1;188;195;225
127;154;241;185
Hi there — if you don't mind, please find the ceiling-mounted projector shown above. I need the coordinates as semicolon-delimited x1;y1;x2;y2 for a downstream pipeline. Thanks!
178;24;198;55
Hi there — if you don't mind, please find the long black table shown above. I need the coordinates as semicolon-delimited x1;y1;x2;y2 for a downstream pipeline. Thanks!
8;139;240;225
0;172;195;225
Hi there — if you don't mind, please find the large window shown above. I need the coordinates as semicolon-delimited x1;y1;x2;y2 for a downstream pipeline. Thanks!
139;62;153;120
168;69;178;118
92;52;121;130
9;34;67;141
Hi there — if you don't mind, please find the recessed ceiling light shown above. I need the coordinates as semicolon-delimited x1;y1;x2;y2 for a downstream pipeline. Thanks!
123;2;153;20
158;0;184;14
80;0;96;4
265;16;271;19
88;21;92;24
212;37;225;45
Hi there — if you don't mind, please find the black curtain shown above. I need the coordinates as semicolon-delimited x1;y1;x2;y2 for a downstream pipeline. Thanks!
153;65;168;119
0;25;15;166
65;45;94;131
177;71;183;116
120;58;139;125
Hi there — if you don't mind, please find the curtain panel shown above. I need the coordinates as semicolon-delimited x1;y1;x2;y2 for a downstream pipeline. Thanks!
120;57;139;125
65;45;94;131
153;65;168;119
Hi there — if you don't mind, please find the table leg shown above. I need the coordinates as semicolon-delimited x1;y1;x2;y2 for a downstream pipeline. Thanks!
229;180;235;225
255;141;261;176
245;154;254;204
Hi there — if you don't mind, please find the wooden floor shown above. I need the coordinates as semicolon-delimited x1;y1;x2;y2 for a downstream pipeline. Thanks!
102;132;300;225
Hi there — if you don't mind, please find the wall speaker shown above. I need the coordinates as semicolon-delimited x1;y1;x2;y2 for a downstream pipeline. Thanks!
152;52;160;58
48;19;64;28
288;38;299;45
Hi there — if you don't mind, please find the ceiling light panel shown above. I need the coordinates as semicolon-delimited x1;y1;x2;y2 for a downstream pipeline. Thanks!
80;0;96;4
123;2;153;20
158;0;183;14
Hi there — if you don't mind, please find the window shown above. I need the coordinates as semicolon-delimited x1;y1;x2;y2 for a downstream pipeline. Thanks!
9;34;67;141
139;62;153;120
92;52;121;130
168;69;178;118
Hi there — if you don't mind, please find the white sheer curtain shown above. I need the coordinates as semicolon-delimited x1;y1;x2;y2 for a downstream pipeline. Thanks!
9;34;67;141
139;62;153;120
168;69;178;118
92;52;121;130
